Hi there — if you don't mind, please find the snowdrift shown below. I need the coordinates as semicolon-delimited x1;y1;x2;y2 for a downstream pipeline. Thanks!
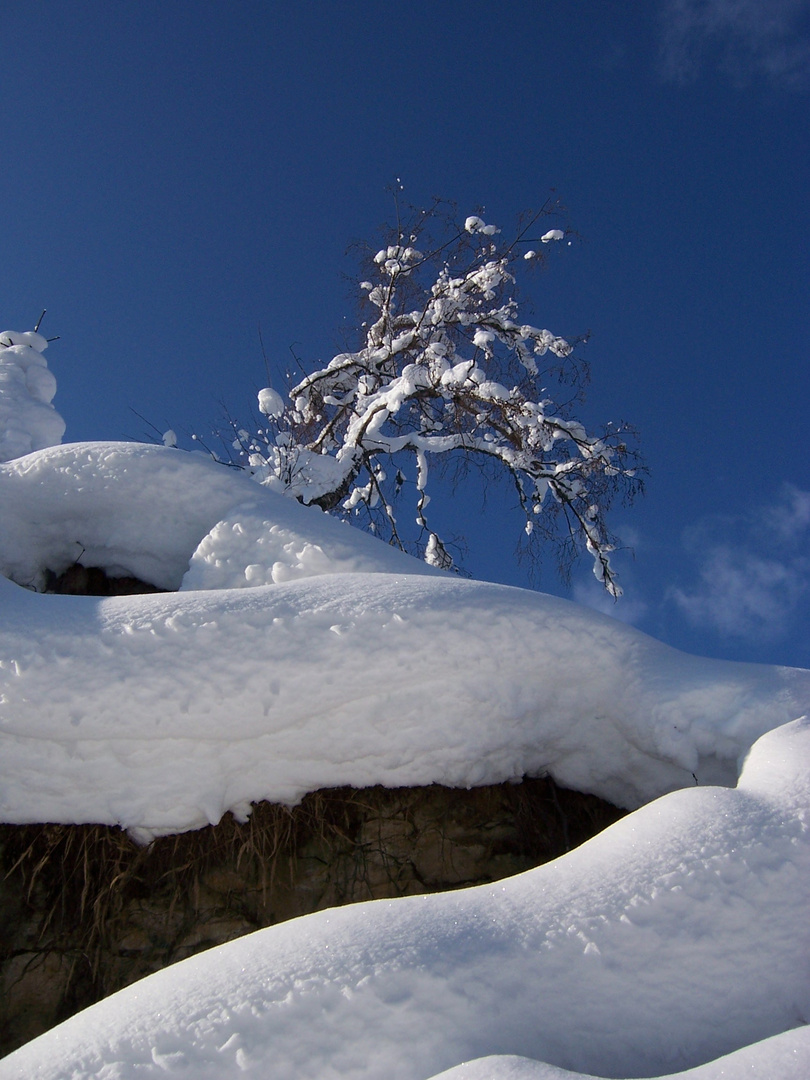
2;443;809;839
3;719;809;1079
1;438;809;1077
0;441;430;592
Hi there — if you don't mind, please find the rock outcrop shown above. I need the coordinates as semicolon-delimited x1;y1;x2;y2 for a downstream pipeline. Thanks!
0;778;624;1056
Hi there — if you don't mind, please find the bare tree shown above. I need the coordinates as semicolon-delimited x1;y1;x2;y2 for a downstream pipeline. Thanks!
233;199;643;596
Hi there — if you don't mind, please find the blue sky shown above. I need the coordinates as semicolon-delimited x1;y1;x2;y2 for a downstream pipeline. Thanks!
1;0;808;666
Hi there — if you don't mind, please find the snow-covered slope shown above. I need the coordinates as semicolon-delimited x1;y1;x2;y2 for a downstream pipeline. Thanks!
1;436;809;1077
3;719;809;1079
0;442;433;591
2;445;809;839
429;1027;810;1080
1;569;809;839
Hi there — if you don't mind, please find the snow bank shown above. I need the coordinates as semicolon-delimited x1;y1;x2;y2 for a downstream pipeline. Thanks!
0;442;434;591
2;569;808;838
4;719;809;1079
1;441;809;839
0;330;65;462
2;435;810;1077
429;1026;810;1079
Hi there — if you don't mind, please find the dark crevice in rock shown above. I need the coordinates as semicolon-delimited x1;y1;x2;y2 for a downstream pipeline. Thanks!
43;565;166;596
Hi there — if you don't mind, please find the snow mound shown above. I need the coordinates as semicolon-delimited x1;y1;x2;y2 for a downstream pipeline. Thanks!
1;568;808;838
4;719;809;1079
1;439;808;842
0;442;434;591
181;497;428;589
2;436;810;1076
429;1025;810;1079
0;330;65;462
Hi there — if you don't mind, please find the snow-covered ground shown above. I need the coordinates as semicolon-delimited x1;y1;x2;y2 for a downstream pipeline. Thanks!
3;719;809;1079
0;440;429;593
1;336;809;1077
2;444;809;841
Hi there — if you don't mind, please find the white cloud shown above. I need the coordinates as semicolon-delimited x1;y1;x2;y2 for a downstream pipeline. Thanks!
768;483;810;540
659;0;810;86
670;546;807;639
668;484;810;641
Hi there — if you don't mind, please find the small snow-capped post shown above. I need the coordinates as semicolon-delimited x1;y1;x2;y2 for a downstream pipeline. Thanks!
233;198;642;595
0;328;66;462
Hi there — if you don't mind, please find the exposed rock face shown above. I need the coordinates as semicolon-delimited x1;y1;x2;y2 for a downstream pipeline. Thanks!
0;779;624;1057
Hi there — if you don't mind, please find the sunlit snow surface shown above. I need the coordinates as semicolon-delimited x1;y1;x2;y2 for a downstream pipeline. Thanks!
0;331;64;462
0;442;429;591
430;1028;810;1080
3;720;809;1079
1;441;809;1078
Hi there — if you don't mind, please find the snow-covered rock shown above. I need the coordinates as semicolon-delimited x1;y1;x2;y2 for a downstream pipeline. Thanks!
0;442;435;591
1;440;809;840
2;567;809;838
3;719;809;1079
1;436;809;1077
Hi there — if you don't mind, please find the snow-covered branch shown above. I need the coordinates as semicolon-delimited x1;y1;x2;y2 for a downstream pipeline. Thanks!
239;202;642;595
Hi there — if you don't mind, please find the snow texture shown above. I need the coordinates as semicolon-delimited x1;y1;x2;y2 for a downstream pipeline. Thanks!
1;540;809;837
1;437;809;1077
3;719;809;1079
0;441;808;840
429;1026;810;1079
0;329;65;462
0;442;433;592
